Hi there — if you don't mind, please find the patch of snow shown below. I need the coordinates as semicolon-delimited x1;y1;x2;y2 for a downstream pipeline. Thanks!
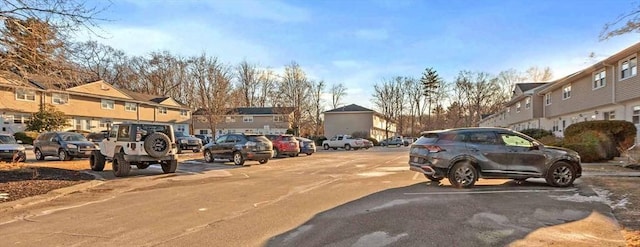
0;193;8;200
550;187;629;210
352;231;408;247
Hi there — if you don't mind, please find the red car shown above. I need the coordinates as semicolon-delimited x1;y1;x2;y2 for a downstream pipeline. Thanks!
266;134;301;157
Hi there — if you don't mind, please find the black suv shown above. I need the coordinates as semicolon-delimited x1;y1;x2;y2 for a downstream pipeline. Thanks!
202;133;273;165
409;127;582;188
33;132;98;161
174;131;202;154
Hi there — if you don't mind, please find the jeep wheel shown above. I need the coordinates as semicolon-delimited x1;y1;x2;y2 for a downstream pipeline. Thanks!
161;160;177;173
89;151;106;171
233;152;245;166
144;132;171;158
136;163;151;169
203;150;214;163
258;159;268;164
58;149;71;161
545;161;576;187
112;153;131;177
34;148;45;160
448;161;477;188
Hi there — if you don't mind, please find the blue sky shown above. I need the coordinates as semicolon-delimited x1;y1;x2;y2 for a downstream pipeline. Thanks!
83;0;640;109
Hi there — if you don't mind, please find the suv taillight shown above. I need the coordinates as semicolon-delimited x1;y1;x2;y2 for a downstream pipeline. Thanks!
422;145;443;153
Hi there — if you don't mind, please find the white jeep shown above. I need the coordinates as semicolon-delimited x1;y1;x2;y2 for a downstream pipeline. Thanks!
89;123;178;177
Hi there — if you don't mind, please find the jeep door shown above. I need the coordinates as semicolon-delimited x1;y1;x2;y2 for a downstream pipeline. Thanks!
497;132;547;174
463;131;510;173
102;124;119;158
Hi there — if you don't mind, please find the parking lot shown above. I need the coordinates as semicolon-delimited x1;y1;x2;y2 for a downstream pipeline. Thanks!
0;147;631;246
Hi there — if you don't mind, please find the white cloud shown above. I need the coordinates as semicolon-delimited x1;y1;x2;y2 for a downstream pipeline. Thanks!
354;28;390;40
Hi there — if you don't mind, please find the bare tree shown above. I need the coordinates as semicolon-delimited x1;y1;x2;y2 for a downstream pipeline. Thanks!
372;79;396;140
236;59;260;107
600;3;640;40
278;61;311;135
190;53;233;137
525;66;553;82
70;41;129;83
329;82;347;109
454;71;502;126
420;68;442;128
309;80;326;136
256;68;278;107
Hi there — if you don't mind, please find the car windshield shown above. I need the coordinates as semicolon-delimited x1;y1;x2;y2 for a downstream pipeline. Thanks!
174;132;186;138
0;135;17;144
61;133;88;142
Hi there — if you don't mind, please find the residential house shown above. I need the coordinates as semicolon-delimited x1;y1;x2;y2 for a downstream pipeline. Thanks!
192;107;295;138
479;42;640;142
323;104;397;141
0;74;192;134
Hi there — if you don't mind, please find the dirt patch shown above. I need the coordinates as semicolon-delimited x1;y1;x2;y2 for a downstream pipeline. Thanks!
0;164;94;203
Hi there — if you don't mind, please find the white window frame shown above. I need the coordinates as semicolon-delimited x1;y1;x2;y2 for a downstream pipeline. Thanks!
545;93;551;105
124;102;137;112
593;70;606;89
273;115;285;122
525;97;531;109
225;116;236;123
101;99;115;110
158;107;168;115
15;88;36;101
180;110;188;117
243;116;254;123
620;55;637;81
52;93;69;105
516;102;521;113
562;84;571;100
632;105;640;124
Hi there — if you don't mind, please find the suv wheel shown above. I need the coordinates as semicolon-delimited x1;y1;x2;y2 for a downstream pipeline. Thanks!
112;153;131;177
34;148;45;160
273;148;280;158
258;159;268;164
233;152;245;166
161;160;177;173
58;149;71;161
89;151;106;171
144;132;172;158
424;174;444;182
204;150;214;163
545;161;576;187
448;161;477;188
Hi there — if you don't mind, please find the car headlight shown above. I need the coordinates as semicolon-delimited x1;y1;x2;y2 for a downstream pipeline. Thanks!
67;144;77;149
180;140;187;144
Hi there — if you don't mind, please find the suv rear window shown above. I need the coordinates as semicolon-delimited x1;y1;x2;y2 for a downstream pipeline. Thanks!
247;135;269;142
414;132;440;145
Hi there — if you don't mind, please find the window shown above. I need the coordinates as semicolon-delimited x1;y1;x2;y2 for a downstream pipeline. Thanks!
13;114;29;124
101;99;115;110
604;111;616;120
199;129;209;135
499;133;533;148
632;106;640;124
75;119;82;130
100;119;110;128
176;125;185;132
562;84;571;100
243;116;253;122
180;110;188;117
552;121;559;132
15;89;36;101
52;93;69;105
225;116;236;123
620;56;637;80
593;70;606;89
516;102;521;113
545;93;551;105
158;107;167;115
125;102;137;112
525;97;531;109
273;115;285;122
117;125;130;141
466;132;498;145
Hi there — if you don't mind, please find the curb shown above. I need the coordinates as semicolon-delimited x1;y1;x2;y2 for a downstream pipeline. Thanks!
0;177;105;212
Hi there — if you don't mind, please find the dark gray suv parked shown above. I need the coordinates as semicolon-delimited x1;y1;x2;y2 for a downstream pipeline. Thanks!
33;132;98;161
409;127;582;188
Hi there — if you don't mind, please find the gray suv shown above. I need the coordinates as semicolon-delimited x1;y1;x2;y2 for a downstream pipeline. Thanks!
409;127;582;188
33;132;98;161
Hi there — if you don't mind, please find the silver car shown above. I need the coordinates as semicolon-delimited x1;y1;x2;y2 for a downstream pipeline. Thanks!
409;127;582;188
0;134;26;162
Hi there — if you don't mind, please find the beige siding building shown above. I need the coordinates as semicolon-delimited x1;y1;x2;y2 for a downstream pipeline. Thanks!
192;107;295;138
0;75;191;135
480;42;640;141
323;104;396;141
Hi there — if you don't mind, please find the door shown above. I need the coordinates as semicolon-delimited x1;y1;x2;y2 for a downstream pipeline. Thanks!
497;132;547;173
211;135;228;157
464;131;510;172
102;124;119;158
223;135;239;158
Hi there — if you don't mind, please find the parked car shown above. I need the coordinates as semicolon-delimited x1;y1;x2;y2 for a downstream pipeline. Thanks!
203;133;273;165
408;127;582;188
322;135;372;150
86;131;108;144
379;136;407;147
174;131;202;154
194;134;212;145
33;132;99;161
0;134;26;162
266;134;301;157
295;137;316;156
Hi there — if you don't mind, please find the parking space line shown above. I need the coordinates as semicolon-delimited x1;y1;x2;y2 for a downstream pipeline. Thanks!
404;188;576;195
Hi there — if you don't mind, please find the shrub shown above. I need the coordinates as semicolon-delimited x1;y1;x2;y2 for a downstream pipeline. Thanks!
13;131;39;145
365;137;379;146
565;120;636;159
351;131;369;139
520;128;553;140
563;130;609;162
563;143;603;163
538;135;563;147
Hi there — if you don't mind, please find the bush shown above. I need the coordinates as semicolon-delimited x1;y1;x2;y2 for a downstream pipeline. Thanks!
351;131;369;139
311;136;327;146
538;135;563;147
14;131;39;145
563;130;610;162
365;137;379;146
563;143;603;163
520;128;553;140
565;120;636;159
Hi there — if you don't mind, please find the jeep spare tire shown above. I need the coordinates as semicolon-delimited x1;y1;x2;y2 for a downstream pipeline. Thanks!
144;132;171;158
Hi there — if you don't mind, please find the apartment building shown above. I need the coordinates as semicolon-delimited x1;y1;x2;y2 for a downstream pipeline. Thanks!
192;107;295;138
323;104;397;141
480;42;640;141
0;74;192;134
